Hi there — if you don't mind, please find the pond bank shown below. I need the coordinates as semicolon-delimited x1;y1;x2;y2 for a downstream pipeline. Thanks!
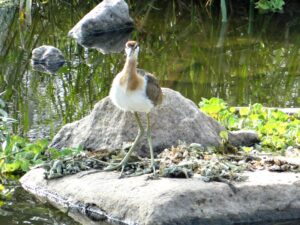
20;168;300;225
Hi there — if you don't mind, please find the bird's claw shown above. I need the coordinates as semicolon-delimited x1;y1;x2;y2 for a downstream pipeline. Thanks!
104;163;123;171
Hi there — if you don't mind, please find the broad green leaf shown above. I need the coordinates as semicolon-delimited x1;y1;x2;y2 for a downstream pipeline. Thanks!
239;108;250;116
20;160;30;171
3;161;21;173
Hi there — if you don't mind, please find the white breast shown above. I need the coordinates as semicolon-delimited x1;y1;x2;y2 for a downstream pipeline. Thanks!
109;73;154;113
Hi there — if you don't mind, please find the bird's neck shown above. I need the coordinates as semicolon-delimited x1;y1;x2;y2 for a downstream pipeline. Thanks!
120;57;141;91
123;57;137;75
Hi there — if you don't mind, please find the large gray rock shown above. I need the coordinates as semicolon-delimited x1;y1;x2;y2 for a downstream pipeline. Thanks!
50;88;258;156
68;0;134;45
31;45;65;74
20;169;300;225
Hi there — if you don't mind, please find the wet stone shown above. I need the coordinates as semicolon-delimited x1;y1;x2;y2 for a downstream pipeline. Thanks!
31;45;65;74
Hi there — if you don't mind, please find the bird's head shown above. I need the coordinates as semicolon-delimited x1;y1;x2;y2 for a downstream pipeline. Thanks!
125;40;139;60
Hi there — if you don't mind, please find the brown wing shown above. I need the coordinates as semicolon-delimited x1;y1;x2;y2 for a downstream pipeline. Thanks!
137;69;163;106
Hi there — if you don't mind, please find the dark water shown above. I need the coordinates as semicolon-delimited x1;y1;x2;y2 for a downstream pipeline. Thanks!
0;177;80;225
0;0;300;225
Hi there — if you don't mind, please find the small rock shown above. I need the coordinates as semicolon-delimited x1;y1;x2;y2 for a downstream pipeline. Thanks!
189;143;204;151
250;149;259;155
238;160;246;166
31;45;65;74
285;146;300;158
280;164;290;171
229;130;260;147
268;165;281;171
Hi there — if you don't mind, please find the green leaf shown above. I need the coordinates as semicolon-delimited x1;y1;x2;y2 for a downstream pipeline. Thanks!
20;160;30;171
242;146;253;153
3;161;21;173
0;109;7;117
219;131;229;141
239;108;250;116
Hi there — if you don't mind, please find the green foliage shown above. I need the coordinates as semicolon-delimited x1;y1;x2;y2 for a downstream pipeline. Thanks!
0;95;83;175
0;135;83;174
199;98;238;130
255;0;285;13
199;98;300;152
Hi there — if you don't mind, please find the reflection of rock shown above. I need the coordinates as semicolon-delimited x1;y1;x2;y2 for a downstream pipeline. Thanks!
68;0;134;42
31;45;65;74
76;29;133;54
50;88;259;157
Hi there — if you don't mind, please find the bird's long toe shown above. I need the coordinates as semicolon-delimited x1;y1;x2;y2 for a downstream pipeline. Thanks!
104;163;122;171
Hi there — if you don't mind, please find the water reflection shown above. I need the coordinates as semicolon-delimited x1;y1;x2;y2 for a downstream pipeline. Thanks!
31;60;65;74
0;178;80;225
74;28;133;54
31;45;65;74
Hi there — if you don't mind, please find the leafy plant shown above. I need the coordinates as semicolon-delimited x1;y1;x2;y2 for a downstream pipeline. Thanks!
0;95;83;174
199;98;300;152
255;0;285;13
0;135;83;174
199;98;238;130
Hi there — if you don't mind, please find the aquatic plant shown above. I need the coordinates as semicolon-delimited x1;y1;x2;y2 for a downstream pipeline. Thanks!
255;0;285;13
199;98;300;152
0;95;83;174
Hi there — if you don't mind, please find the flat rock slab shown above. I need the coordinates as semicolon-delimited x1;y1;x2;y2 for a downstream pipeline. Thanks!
20;169;300;225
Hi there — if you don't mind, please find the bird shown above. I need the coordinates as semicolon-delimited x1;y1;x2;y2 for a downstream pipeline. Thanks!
105;40;163;176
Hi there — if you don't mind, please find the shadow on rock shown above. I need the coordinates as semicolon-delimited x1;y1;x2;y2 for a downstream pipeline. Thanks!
75;28;133;54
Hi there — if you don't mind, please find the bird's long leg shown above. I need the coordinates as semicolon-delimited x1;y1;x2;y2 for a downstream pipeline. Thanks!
146;113;156;174
104;112;144;175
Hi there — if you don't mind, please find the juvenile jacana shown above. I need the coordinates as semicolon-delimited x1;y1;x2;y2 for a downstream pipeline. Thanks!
106;40;163;176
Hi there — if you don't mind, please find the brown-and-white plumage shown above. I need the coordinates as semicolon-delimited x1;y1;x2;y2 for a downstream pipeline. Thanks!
106;41;163;175
110;41;162;112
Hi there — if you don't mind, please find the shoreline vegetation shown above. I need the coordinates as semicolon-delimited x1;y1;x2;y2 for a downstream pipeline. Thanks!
1;95;299;176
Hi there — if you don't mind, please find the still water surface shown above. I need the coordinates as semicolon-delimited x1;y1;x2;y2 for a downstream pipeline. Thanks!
1;0;300;224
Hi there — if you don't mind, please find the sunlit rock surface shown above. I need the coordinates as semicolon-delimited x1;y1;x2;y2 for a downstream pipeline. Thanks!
68;0;134;48
31;45;65;74
50;88;258;157
20;169;300;225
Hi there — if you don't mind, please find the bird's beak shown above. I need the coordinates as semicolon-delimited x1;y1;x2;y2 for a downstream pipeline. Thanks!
129;44;138;56
133;44;139;50
129;48;134;56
